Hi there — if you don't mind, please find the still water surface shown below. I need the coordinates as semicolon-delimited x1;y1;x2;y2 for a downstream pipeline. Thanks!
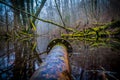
0;36;120;80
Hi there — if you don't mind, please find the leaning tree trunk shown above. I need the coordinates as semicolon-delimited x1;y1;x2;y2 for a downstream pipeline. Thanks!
32;0;47;24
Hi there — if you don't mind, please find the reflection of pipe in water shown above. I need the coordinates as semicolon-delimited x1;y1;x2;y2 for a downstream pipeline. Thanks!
30;39;72;80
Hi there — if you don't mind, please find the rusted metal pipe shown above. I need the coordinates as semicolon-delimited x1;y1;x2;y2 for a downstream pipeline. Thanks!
30;39;72;80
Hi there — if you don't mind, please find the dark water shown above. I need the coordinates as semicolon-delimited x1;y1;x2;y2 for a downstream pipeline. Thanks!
68;37;120;80
0;37;120;80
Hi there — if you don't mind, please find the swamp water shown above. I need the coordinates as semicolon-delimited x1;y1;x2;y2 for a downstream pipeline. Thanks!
0;36;120;80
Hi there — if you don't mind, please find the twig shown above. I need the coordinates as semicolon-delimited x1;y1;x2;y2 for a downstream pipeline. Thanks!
100;66;119;80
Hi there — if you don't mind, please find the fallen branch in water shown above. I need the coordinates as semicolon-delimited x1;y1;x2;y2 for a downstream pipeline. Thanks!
100;66;119;80
86;70;116;74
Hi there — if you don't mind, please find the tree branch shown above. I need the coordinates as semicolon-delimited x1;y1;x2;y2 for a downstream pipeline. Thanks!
0;0;75;32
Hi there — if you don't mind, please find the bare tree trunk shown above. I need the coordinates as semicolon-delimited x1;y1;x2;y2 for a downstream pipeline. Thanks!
32;0;47;24
55;0;66;27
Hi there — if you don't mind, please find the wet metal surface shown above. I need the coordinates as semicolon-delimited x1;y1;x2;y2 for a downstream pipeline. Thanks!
30;45;70;80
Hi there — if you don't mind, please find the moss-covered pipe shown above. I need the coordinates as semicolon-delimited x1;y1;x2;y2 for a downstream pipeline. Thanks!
30;39;72;80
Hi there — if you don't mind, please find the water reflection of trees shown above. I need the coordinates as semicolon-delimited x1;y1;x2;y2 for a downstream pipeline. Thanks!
0;39;42;80
66;37;120;51
0;40;15;80
68;37;120;80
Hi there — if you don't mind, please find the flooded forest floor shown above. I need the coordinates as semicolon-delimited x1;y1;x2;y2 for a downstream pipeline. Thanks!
0;20;120;80
0;0;120;80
